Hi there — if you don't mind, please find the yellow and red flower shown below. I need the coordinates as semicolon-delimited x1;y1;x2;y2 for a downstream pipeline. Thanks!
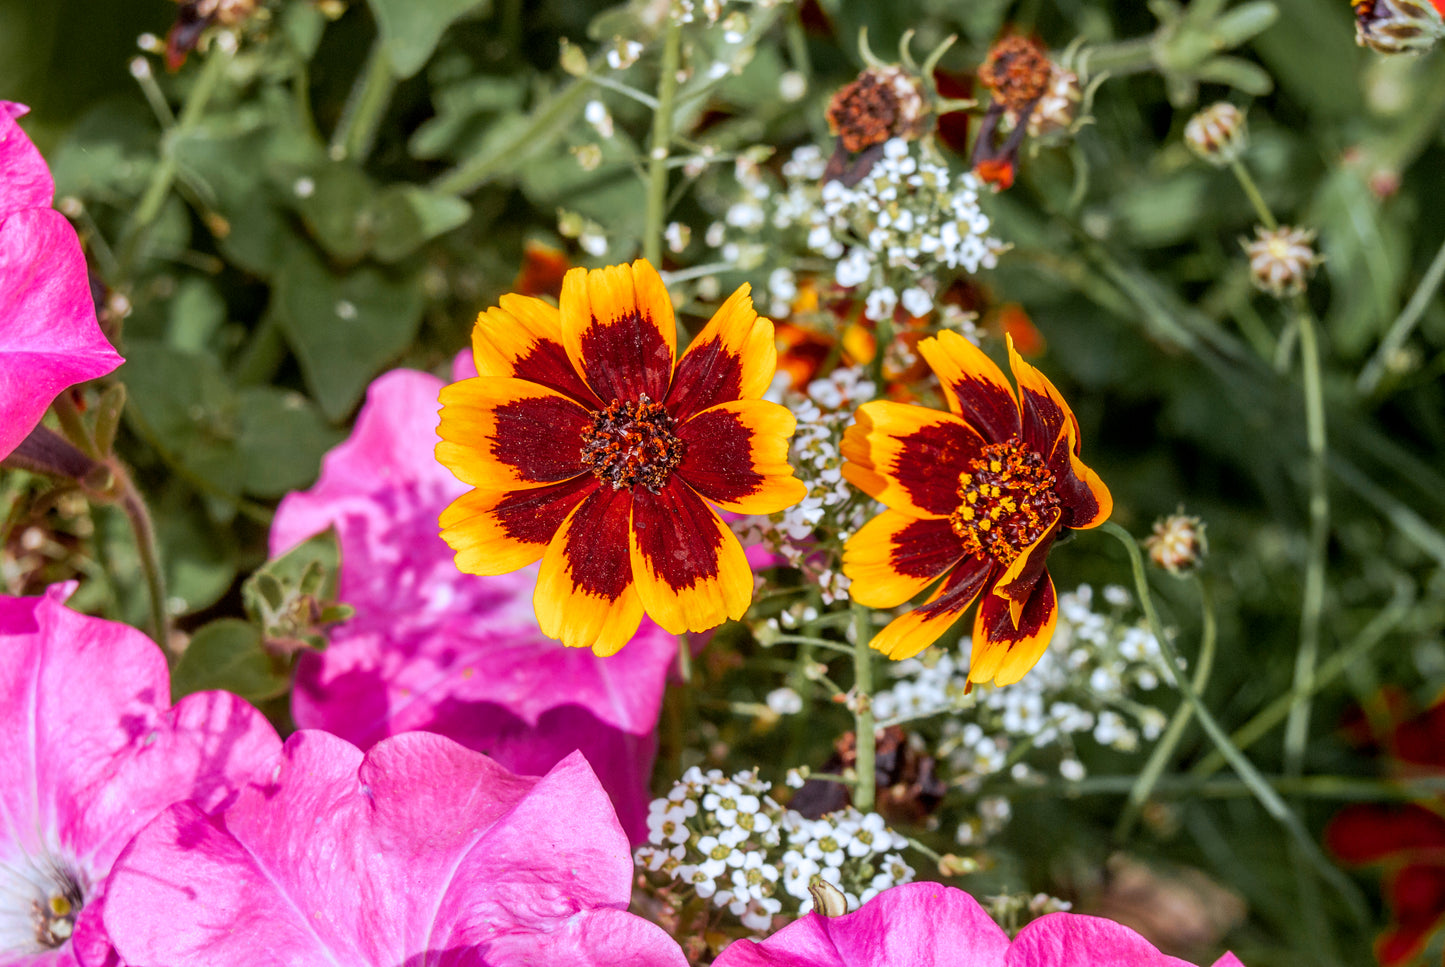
841;331;1111;686
435;259;806;655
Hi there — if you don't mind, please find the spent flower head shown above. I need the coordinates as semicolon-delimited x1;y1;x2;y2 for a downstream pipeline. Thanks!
1353;0;1445;54
1243;225;1322;299
1143;511;1207;575
1184;102;1248;166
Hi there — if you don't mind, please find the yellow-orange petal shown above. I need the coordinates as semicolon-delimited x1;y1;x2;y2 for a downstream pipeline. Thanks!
439;476;596;576
628;480;753;635
843;511;966;609
841;400;985;519
666;283;776;421
560;259;676;404
967;576;1059;687
993;510;1061;614
470;294;600;406
866;557;994;660
436;377;591;491
917;329;1020;443
675;399;806;515
1005;334;1079;458
534;485;646;655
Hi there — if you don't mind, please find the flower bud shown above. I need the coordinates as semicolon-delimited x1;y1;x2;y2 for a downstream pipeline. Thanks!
1184;102;1248;166
1353;0;1445;54
808;876;850;918
1143;512;1207;575
826;66;927;154
1243;225;1323;299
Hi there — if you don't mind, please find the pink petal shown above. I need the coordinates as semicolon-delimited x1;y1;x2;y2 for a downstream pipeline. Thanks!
713;883;1011;967
273;368;676;841
0;102;55;214
102;732;687;967
0;208;123;458
1006;912;1200;967
0;587;279;966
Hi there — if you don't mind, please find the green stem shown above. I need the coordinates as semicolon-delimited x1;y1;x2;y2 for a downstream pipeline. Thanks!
51;394;100;460
1192;576;1412;779
643;18;683;267
1030;772;1445;801
851;601;876;812
1231;160;1277;230
122;39;234;265
331;38;396;162
771;633;854;656
1079;36;1156;76
676;633;693;683
117;469;170;648
1116;578;1217;841
1099;521;1366;921
1284;300;1330;777
1358;231;1445;393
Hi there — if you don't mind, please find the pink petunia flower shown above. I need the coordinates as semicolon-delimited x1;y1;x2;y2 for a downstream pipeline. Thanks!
711;882;1247;967
102;731;690;967
0;103;123;460
0;586;279;966
270;362;678;842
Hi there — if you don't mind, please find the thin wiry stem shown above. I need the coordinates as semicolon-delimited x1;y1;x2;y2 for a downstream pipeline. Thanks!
850;601;877;812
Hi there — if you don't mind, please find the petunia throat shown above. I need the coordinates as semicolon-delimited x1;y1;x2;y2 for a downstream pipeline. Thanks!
0;852;85;954
580;394;686;494
949;439;1060;566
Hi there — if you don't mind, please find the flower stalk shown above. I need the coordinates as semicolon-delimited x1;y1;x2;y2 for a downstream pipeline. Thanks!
643;17;683;268
851;600;876;812
331;38;396;162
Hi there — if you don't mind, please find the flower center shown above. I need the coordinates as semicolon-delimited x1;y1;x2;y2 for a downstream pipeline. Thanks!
579;394;684;494
949;440;1060;566
34;885;81;949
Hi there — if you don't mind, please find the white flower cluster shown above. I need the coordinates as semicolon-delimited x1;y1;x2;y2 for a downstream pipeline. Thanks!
734;366;876;599
870;585;1174;801
773;140;1007;320
635;767;915;931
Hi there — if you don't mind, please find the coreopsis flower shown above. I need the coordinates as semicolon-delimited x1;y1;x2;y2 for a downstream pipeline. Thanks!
0;103;123;461
0;586;278;966
842;331;1112;686
273;363;678;841
1144;511;1207;575
436;259;806;654
1184;102;1248;166
102;734;689;966
710;881;1248;966
1327;697;1445;964
1243;225;1322;298
1353;0;1445;53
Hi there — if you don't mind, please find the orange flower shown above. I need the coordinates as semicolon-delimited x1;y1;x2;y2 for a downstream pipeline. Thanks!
436;259;807;655
841;331;1112;686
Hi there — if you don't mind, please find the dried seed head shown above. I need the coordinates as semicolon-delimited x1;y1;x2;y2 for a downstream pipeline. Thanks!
1353;0;1445;54
1026;65;1082;139
826;66;927;153
1184;102;1248;166
977;36;1052;116
1143;513;1207;575
1244;225;1323;299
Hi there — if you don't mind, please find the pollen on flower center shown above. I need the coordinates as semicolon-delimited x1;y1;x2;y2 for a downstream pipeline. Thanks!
580;394;685;494
22;870;84;951
949;440;1060;566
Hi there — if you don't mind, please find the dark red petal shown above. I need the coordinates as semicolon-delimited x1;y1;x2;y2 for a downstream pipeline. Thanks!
1047;440;1105;528
493;475;598;545
1378;865;1445;966
1394;701;1445;769
558;484;634;600
630;481;727;594
493;395;591;483
667;336;745;421
886;421;984;516
915;555;995;621
676;405;764;505
994;513;1061;604
890;517;968;580
917;332;1021;443
510;336;601;407
1326;804;1445;865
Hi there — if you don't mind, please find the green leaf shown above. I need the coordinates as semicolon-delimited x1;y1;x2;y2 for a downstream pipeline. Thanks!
274;243;425;420
172;619;290;703
166;278;227;353
369;185;472;263
366;0;494;79
121;342;245;498
245;526;344;608
275;160;378;263
236;387;341;497
408;73;527;159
